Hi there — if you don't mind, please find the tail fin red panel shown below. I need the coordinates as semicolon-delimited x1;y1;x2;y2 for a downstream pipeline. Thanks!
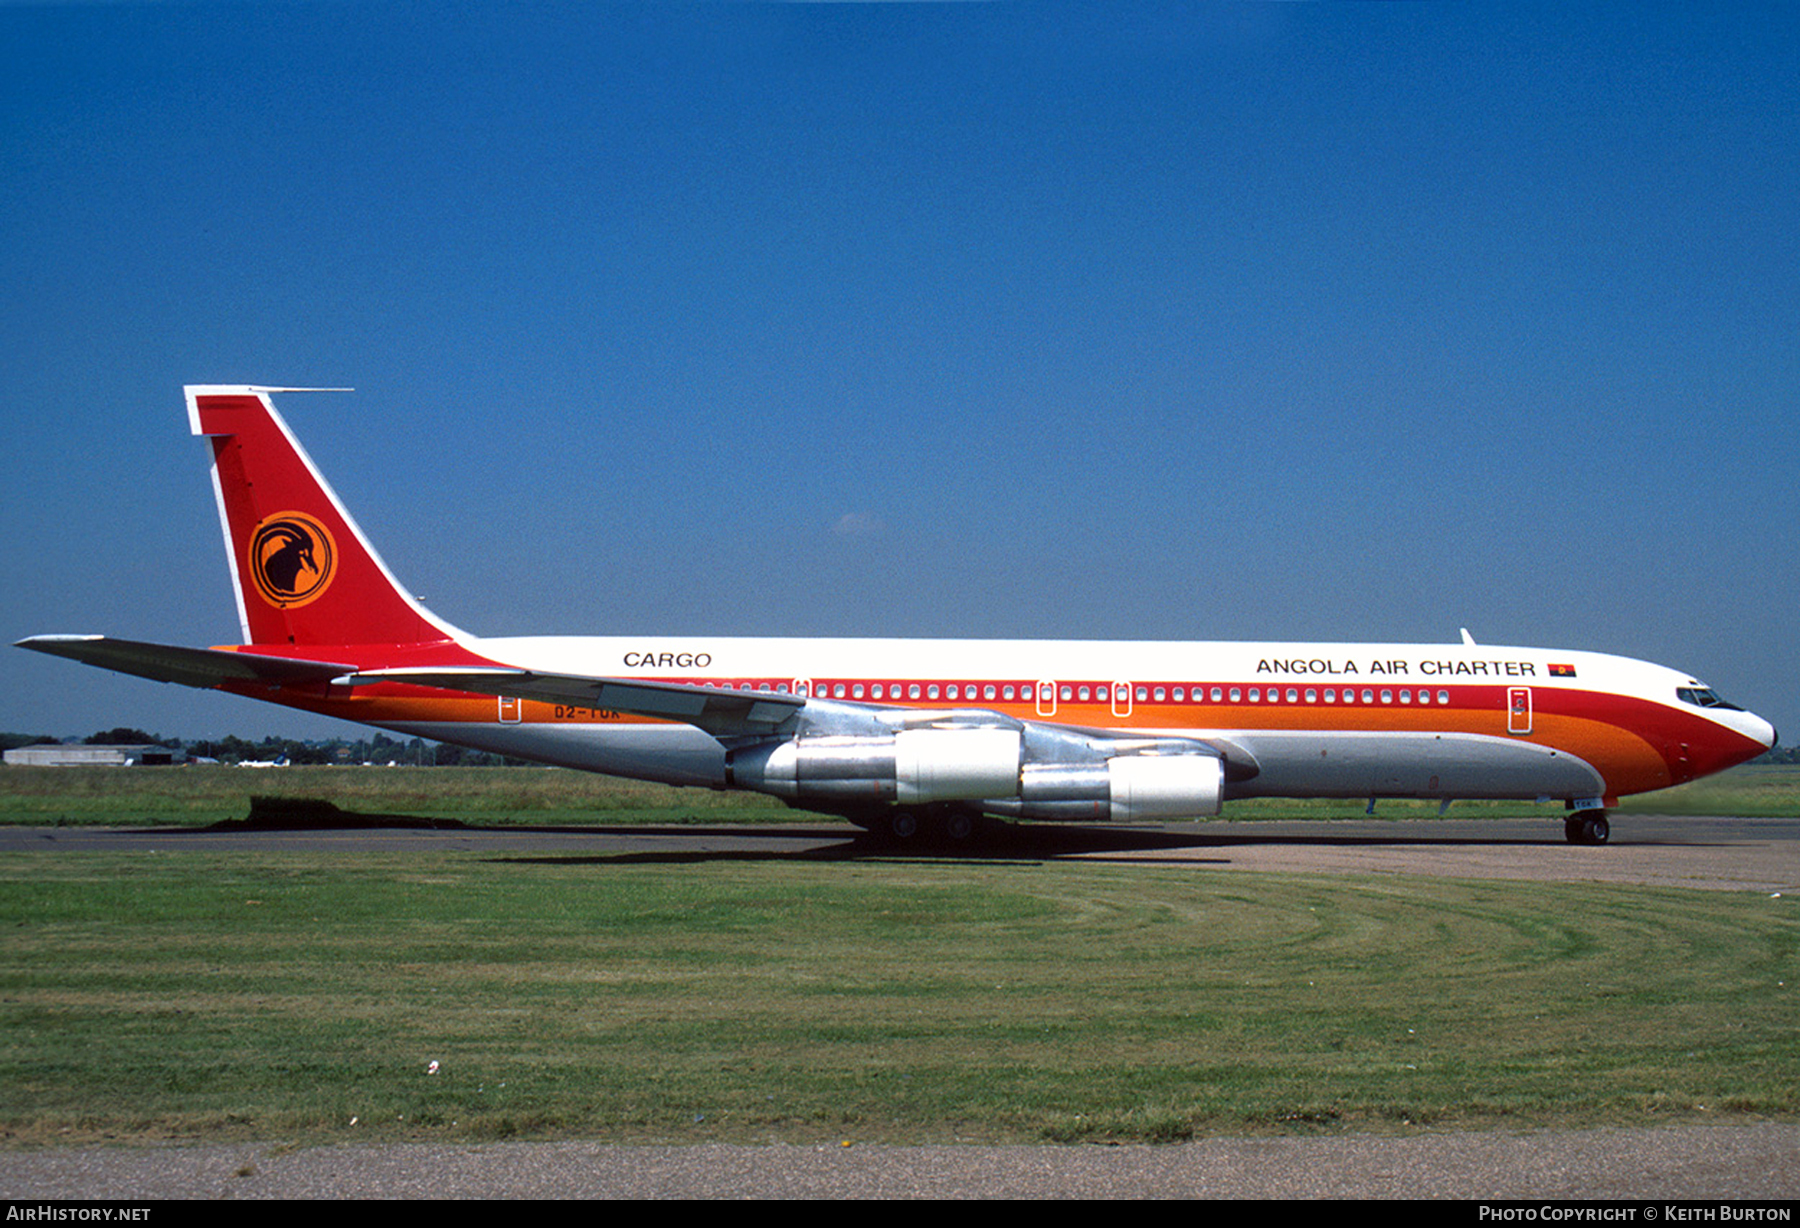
186;386;461;648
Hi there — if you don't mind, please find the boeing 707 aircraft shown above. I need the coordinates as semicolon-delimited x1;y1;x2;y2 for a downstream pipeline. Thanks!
18;386;1779;845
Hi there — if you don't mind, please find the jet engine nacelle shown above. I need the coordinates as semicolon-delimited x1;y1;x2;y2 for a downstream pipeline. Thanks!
728;727;1024;804
987;753;1225;821
727;728;1225;821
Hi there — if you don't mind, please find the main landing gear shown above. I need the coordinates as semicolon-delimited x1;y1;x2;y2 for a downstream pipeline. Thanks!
861;806;990;848
1564;810;1610;845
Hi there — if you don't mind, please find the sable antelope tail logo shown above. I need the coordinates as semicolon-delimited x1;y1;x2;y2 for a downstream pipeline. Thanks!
186;386;463;648
249;512;337;608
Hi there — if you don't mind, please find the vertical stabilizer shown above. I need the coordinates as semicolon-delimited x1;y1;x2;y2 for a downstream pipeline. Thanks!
186;385;462;648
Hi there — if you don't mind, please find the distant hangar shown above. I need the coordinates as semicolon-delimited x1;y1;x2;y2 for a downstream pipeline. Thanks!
3;744;184;767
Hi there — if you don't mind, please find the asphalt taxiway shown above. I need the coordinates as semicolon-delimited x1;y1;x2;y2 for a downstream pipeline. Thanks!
5;813;1796;892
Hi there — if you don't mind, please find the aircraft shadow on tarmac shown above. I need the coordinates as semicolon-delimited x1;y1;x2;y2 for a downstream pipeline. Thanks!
475;820;1701;866
190;797;1719;865
486;822;1217;865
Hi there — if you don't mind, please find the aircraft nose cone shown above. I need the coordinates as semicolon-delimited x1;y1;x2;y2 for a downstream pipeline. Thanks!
1746;713;1778;752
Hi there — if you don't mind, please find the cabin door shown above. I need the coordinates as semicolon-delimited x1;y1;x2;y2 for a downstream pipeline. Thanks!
1507;686;1533;735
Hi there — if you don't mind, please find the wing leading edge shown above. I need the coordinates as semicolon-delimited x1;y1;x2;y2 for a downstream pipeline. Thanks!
16;636;355;689
348;665;1231;820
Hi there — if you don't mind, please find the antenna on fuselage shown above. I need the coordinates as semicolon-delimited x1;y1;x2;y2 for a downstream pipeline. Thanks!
1460;628;1477;646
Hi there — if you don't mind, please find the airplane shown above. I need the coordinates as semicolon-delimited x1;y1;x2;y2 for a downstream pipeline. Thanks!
17;385;1779;846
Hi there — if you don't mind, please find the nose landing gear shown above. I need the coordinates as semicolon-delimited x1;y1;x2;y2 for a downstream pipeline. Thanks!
1564;810;1610;845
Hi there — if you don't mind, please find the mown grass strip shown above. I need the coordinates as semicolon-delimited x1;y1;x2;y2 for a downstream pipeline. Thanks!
0;850;1793;1146
0;766;802;827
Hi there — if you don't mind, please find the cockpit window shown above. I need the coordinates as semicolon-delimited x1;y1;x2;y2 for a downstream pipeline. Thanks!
1676;686;1743;711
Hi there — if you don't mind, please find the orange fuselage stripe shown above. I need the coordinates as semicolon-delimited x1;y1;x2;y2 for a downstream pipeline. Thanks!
219;676;1725;796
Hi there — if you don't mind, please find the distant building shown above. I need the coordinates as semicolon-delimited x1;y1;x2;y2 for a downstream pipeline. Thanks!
3;744;182;767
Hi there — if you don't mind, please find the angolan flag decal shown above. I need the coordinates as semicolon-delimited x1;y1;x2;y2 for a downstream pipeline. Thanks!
1549;663;1577;677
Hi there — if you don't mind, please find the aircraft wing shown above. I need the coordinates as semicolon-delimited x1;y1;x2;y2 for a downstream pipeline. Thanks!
346;667;806;737
15;635;356;689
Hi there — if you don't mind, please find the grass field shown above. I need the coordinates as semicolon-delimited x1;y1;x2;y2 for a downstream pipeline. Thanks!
0;765;1795;1147
0;765;800;827
2;762;1796;828
1;844;1796;1146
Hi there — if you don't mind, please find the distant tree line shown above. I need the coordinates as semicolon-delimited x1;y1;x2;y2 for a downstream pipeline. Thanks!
86;728;183;749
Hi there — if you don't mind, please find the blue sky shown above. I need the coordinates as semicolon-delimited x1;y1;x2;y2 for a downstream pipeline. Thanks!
3;1;1795;744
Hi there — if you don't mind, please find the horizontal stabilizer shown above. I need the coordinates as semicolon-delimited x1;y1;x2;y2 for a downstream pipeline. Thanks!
15;636;355;690
347;667;806;737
